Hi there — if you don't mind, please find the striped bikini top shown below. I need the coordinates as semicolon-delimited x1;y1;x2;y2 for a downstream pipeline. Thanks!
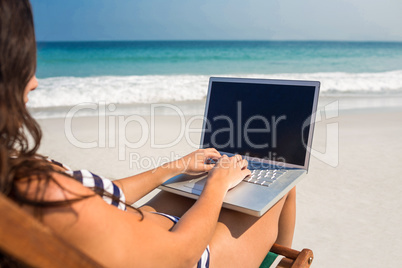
49;159;127;211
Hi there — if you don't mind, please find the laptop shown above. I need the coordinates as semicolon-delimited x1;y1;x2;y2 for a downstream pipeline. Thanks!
159;77;320;216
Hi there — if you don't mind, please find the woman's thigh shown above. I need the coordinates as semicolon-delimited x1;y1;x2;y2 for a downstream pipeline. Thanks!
145;190;289;267
209;197;287;267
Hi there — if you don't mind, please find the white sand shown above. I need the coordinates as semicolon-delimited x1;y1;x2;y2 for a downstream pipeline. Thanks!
294;108;402;267
37;98;402;267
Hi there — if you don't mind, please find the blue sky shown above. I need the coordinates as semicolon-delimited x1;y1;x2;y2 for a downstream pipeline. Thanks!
31;0;402;42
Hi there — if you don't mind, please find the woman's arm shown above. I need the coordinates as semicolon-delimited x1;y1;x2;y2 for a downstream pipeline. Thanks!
40;154;250;267
168;154;251;265
113;148;221;204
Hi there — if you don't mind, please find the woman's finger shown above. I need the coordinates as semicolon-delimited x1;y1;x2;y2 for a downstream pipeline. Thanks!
205;147;220;154
203;163;216;172
217;154;230;166
239;159;249;169
233;154;243;162
203;148;221;160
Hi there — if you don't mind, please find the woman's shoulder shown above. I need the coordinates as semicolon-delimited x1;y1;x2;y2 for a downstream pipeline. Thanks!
43;158;126;209
16;169;95;205
64;168;127;211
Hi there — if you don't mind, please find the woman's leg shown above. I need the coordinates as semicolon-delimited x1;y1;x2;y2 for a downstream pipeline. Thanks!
209;189;295;267
144;188;296;267
275;187;296;247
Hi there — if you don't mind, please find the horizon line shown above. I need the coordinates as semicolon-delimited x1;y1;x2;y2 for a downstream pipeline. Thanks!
36;39;402;43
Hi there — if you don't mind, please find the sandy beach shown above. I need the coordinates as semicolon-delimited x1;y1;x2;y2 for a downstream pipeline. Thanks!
36;96;402;267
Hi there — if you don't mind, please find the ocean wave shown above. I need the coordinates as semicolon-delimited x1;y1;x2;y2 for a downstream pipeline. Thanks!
28;71;402;108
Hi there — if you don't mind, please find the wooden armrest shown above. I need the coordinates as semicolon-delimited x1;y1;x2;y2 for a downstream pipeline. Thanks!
271;243;314;268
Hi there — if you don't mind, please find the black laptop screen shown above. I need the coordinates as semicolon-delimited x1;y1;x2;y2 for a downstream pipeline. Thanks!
201;80;317;167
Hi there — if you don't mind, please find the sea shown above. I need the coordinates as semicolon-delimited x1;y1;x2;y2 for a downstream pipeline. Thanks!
29;41;402;118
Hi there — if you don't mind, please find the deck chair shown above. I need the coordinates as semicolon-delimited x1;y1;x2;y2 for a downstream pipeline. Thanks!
0;192;313;268
260;244;313;268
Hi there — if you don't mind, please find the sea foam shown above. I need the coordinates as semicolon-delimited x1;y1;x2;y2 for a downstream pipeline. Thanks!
28;71;402;108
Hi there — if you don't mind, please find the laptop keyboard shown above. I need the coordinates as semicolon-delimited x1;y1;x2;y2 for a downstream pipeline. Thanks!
243;168;287;187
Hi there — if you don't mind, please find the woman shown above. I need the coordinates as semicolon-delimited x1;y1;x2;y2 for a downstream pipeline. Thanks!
0;1;296;267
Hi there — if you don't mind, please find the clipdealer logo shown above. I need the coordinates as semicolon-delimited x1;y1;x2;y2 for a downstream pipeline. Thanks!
303;101;339;167
64;100;339;168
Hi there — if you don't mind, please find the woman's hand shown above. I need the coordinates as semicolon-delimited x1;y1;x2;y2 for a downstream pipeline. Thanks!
207;154;251;191
173;148;222;175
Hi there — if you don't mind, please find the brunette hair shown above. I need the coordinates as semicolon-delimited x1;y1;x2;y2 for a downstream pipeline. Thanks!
0;0;43;196
0;0;143;211
0;2;143;265
0;1;140;265
0;0;86;215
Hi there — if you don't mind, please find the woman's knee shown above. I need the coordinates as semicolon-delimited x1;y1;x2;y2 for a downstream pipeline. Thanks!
290;186;296;197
